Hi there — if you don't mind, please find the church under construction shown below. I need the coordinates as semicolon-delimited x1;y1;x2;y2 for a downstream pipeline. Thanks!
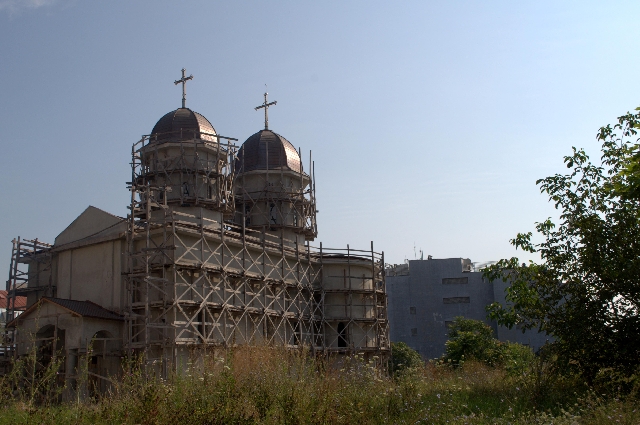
2;70;390;391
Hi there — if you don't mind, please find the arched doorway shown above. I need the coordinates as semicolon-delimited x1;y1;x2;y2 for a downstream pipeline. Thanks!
35;324;65;389
88;330;120;397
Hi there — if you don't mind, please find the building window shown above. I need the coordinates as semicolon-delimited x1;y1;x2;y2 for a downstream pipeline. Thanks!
411;328;418;336
337;322;348;348
409;307;416;315
244;205;251;226
442;277;468;285
443;297;470;304
198;310;205;341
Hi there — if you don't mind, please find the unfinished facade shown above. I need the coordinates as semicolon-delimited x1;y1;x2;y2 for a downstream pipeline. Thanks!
2;78;389;389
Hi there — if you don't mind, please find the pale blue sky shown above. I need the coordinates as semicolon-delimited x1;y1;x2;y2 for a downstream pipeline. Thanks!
1;1;640;281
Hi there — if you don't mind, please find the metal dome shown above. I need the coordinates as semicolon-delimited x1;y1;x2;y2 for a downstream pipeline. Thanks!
150;108;217;142
235;130;302;174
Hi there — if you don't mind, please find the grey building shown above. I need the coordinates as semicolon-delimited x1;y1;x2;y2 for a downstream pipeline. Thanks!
387;257;549;360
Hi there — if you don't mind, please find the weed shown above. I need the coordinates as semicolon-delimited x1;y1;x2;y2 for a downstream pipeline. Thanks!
0;346;637;424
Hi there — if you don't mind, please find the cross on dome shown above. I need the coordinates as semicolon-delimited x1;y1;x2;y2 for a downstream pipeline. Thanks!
174;68;193;109
254;91;277;130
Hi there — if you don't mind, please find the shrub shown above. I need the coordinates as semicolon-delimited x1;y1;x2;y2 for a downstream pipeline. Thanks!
502;341;535;375
443;317;504;366
390;342;422;375
443;317;535;372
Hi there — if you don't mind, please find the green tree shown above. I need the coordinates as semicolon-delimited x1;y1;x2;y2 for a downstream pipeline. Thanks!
390;342;422;375
443;317;504;366
483;108;640;381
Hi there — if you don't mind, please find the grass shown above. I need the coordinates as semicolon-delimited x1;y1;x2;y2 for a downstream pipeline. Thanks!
0;346;638;424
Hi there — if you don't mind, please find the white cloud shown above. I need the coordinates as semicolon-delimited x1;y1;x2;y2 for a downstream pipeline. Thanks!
0;0;57;14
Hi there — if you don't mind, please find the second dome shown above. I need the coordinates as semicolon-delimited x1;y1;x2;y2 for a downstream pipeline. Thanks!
235;129;302;174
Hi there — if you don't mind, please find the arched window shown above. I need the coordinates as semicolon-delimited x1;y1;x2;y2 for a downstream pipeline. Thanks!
36;324;65;367
91;330;117;358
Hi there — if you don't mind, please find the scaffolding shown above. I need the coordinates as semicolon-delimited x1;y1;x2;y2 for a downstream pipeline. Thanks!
125;130;389;375
316;243;389;359
234;144;317;241
2;237;53;365
2;131;390;382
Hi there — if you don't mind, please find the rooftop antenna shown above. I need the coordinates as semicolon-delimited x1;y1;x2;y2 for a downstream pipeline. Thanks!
413;243;416;260
254;85;277;130
174;68;194;109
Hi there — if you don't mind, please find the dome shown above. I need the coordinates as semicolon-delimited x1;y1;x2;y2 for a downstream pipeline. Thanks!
150;108;217;142
235;130;302;174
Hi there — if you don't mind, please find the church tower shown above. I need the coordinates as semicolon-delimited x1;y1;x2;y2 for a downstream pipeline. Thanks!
234;92;317;245
125;70;244;371
133;69;236;223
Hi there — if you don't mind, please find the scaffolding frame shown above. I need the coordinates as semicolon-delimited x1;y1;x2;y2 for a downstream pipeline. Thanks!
2;237;53;364
3;128;390;380
316;243;390;359
126;132;389;375
234;144;317;240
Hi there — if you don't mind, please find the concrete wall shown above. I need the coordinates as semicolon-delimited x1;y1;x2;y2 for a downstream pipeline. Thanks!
235;169;312;239
140;141;229;205
55;239;124;312
321;259;383;351
387;257;550;359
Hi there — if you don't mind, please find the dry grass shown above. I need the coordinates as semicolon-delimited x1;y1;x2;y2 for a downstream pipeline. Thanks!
0;346;638;424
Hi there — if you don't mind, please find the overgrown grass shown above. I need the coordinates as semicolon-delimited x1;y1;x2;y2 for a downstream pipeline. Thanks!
0;347;638;424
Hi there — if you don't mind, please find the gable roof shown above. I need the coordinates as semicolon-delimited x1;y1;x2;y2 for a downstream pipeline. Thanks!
54;206;126;247
7;297;123;327
0;290;27;310
44;298;124;321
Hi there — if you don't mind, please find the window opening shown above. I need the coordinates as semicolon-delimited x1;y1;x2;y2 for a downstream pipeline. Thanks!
337;322;348;348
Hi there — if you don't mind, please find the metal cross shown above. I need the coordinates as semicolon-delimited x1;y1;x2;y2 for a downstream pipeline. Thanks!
174;68;194;109
254;91;277;130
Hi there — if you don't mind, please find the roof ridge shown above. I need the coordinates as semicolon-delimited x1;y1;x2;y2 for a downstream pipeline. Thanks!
86;205;126;221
